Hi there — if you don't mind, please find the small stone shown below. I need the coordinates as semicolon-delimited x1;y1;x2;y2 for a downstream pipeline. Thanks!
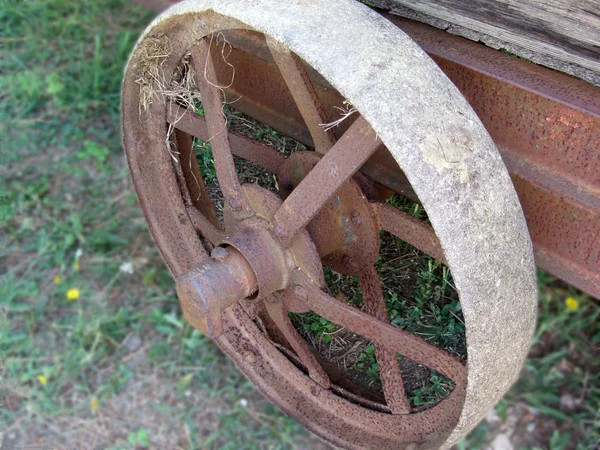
559;393;580;412
124;334;142;352
521;412;535;423
486;408;501;425
526;422;536;433
119;261;134;274
489;433;513;450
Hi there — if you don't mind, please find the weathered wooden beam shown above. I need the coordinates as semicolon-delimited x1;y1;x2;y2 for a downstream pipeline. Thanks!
381;0;600;85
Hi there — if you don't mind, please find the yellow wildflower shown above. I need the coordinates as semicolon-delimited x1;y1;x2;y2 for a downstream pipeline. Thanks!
91;399;99;410
565;297;579;311
74;260;80;271
37;375;48;386
66;288;81;301
53;276;62;284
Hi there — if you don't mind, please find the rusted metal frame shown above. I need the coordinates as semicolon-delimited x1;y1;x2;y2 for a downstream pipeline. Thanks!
218;302;464;449
511;177;600;299
167;103;415;208
387;16;600;299
166;105;286;173
293;270;466;384
193;39;254;219
267;37;336;154
359;266;411;414
174;109;447;266
150;8;600;300
373;202;447;264
271;116;381;247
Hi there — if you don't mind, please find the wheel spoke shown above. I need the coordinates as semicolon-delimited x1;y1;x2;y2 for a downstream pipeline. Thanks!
193;39;253;218
292;270;466;383
267;37;336;154
359;266;410;414
167;105;286;173
373;202;447;264
186;205;225;246
264;290;330;388
271;116;380;246
172;127;221;227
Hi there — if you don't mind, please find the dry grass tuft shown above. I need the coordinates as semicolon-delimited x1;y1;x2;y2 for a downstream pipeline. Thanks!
135;32;173;113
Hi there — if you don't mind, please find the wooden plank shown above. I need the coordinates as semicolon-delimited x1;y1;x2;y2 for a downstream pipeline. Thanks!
383;0;600;84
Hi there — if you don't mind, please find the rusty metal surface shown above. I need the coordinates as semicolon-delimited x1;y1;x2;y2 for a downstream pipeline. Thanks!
264;290;331;388
374;202;447;264
267;36;336;155
175;246;257;337
123;2;538;448
186;205;224;245
359;266;412;414
293;271;467;383
271;116;381;248
167;106;286;173
234;183;325;290
173;129;220;226
277;151;381;275
193;39;254;220
219;303;466;450
147;1;599;297
390;17;600;299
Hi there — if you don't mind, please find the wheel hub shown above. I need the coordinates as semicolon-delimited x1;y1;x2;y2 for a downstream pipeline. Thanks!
176;183;323;338
277;151;380;275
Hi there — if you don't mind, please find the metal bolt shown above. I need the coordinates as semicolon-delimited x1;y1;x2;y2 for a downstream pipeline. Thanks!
343;255;356;269
273;223;286;237
228;197;242;212
266;294;279;303
294;285;307;300
244;350;257;363
351;212;363;226
211;246;229;261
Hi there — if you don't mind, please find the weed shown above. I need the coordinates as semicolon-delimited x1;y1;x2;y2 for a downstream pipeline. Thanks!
291;312;336;344
355;344;380;381
410;374;452;406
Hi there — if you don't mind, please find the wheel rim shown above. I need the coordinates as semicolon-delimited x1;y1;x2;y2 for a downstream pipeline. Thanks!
122;2;538;448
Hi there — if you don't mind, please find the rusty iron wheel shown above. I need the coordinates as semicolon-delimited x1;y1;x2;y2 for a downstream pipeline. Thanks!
122;1;538;448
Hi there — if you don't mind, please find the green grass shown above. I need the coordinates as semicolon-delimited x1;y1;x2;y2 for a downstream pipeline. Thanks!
0;1;318;448
1;0;599;449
